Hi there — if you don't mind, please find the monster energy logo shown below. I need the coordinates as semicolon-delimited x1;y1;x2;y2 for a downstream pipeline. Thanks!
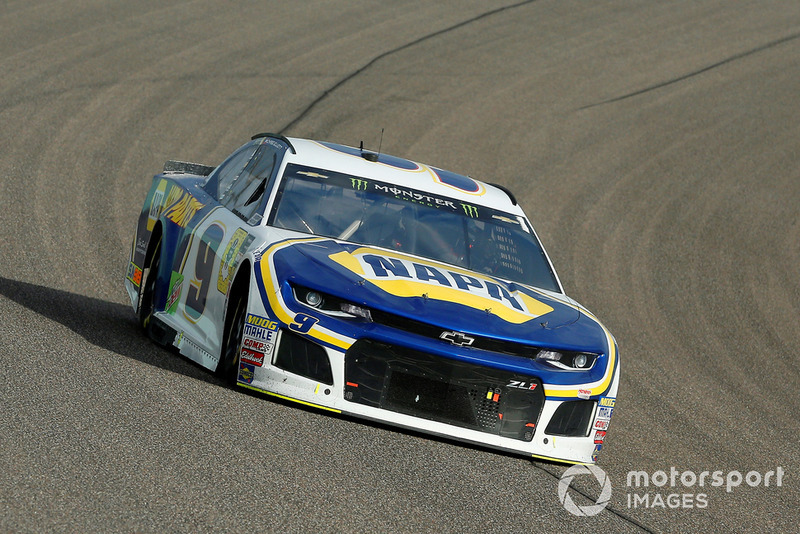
462;203;479;218
351;178;369;191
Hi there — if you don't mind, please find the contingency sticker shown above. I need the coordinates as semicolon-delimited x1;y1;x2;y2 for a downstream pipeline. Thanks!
217;228;254;295
241;314;278;365
167;272;184;314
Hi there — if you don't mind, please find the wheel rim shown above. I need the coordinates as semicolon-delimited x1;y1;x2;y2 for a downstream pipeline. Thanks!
139;240;161;329
221;294;246;380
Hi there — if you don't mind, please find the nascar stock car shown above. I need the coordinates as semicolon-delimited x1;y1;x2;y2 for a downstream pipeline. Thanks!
125;133;619;464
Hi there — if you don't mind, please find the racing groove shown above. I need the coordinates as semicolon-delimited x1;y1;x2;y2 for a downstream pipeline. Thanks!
1;1;798;532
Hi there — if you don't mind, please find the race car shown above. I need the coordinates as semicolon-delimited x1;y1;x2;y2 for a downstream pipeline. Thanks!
125;133;619;464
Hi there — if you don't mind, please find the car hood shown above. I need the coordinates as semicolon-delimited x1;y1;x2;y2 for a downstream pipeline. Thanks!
260;238;608;353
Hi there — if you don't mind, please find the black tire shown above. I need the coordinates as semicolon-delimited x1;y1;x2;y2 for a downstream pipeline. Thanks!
138;235;162;332
217;283;247;384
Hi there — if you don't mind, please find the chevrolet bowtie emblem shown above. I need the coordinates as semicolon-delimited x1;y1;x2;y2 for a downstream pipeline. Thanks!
440;331;475;347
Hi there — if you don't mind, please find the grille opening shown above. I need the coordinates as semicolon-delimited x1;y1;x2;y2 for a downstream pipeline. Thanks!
385;371;477;427
274;329;334;385
544;400;594;437
344;339;544;441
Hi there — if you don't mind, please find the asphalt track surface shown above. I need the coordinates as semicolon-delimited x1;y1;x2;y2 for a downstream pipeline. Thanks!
1;1;799;532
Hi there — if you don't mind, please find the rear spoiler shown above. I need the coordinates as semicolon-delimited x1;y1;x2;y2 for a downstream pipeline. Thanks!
163;160;215;176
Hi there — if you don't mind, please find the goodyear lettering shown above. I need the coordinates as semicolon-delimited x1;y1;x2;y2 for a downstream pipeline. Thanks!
162;191;205;228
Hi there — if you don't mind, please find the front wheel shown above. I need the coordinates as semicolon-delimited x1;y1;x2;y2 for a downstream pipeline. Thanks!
217;288;246;384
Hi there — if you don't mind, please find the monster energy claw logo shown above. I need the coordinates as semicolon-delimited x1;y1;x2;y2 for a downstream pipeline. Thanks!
462;203;479;218
351;178;369;191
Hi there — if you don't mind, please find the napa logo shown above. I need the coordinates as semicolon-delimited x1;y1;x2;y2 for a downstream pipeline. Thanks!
329;249;553;324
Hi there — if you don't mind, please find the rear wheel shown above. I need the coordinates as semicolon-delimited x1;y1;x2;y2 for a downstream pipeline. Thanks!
138;236;162;331
217;282;247;384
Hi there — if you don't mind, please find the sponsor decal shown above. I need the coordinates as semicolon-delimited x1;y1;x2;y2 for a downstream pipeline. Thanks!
217;228;253;294
263;138;287;150
243;337;273;352
350;178;369;191
244;314;279;342
147;180;168;231
599;397;616;407
162;189;205;228
127;262;143;287
597;406;614;420
373;183;459;210
594;419;609;431
244;324;276;341
594;430;606;444
328;249;553;324
239;363;255;384
461;203;479;218
591;444;603;462
241;347;264;367
135;237;148;257
166;272;183;314
245;314;279;330
297;170;329;180
578;388;592;400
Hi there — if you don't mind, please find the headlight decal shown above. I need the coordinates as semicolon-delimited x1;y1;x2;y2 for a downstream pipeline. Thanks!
254;237;355;352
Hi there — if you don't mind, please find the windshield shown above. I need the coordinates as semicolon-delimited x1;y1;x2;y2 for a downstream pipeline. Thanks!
268;163;560;291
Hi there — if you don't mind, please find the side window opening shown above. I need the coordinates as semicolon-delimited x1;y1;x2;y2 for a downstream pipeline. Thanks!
203;140;260;201
223;142;281;225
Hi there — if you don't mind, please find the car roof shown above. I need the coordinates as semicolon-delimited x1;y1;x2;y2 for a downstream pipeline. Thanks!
281;137;524;215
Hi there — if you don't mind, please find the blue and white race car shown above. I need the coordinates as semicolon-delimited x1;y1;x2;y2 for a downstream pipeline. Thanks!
125;133;619;464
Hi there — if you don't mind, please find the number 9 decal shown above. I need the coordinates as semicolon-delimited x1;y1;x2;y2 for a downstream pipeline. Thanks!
289;313;318;333
185;224;224;321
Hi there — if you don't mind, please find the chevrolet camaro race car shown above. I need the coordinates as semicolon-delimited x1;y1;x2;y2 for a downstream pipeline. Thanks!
125;133;619;464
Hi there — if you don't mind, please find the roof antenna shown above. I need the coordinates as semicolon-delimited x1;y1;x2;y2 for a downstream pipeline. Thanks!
360;140;364;151
377;128;384;155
